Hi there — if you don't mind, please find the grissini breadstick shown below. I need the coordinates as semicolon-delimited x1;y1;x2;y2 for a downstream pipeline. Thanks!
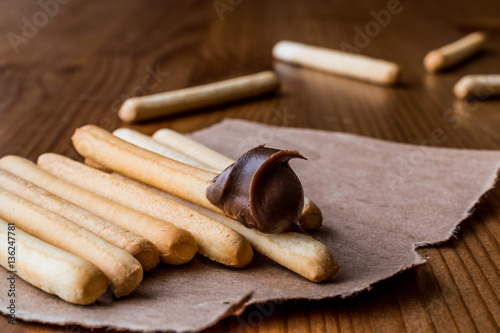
113;128;214;171
0;218;109;305
272;40;401;85
0;169;159;271
72;125;221;212
153;128;234;171
0;156;197;265
0;189;143;298
116;175;339;282
38;153;253;268
453;75;500;99
298;198;323;230
424;32;486;73
118;71;280;123
151;128;323;230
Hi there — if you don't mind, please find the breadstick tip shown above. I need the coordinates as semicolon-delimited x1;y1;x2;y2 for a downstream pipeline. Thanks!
71;125;108;157
130;246;160;272
470;31;487;41
163;230;199;265
299;198;323;230
311;251;340;282
272;40;300;62
385;63;402;84
118;99;139;123
423;50;443;73
227;240;254;268
453;75;474;99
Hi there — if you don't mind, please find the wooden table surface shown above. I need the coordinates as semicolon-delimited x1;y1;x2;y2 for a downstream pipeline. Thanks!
1;1;499;332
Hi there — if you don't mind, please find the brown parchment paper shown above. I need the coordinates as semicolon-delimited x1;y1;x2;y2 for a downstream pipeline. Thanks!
1;119;500;332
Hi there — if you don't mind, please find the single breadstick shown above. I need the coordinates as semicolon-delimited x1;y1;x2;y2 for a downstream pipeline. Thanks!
0;189;143;298
72;125;221;211
424;32;486;73
116;175;339;282
113;128;213;170
152;128;323;230
453;75;500;99
0;218;109;305
0;169;159;271
300;198;323;230
0;156;197;265
272;40;401;85
118;71;280;123
153;128;235;171
38;153;253;268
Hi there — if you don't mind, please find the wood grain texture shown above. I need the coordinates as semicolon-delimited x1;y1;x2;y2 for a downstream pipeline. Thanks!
0;0;499;332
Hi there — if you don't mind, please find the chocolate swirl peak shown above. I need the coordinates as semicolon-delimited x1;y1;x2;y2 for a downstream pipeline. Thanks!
206;145;305;233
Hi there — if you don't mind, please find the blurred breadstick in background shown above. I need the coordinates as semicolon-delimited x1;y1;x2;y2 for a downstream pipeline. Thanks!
118;71;280;123
0;218;109;305
272;40;401;85
453;74;500;99
424;32;486;73
152;128;322;230
0;169;159;271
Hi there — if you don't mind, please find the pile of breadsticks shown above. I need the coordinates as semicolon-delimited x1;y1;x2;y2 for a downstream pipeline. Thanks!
0;125;339;305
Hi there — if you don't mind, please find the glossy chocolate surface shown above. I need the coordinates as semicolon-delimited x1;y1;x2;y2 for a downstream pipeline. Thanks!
206;145;305;233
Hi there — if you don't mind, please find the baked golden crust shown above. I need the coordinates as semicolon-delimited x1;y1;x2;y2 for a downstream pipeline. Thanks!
0;218;109;305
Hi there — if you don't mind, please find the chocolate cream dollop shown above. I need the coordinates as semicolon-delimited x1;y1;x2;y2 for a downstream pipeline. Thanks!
206;145;305;234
